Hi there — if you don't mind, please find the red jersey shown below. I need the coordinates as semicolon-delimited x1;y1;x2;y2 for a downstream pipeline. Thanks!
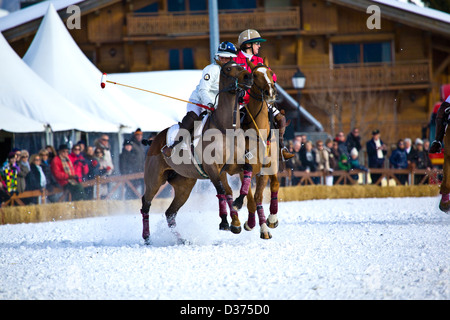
233;51;277;104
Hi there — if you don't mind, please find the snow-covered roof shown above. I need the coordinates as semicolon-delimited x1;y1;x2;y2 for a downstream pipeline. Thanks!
374;0;450;24
0;31;118;133
0;0;83;32
22;3;176;133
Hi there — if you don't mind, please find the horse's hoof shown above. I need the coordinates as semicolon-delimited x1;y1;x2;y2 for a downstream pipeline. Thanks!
244;221;253;231
143;237;151;246
233;195;245;210
230;215;241;234
260;231;272;240
219;221;230;231
439;201;450;213
267;214;279;229
260;223;272;239
230;225;242;234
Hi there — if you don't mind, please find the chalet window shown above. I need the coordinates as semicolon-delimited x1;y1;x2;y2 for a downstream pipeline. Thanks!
169;48;194;70
332;41;392;65
218;0;256;10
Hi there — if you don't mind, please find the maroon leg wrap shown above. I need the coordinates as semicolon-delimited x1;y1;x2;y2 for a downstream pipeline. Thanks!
240;170;252;195
247;212;256;229
216;194;228;218
269;191;278;215
256;203;266;225
141;210;150;240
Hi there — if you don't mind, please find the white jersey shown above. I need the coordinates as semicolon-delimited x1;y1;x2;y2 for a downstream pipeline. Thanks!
187;63;220;115
446;95;450;103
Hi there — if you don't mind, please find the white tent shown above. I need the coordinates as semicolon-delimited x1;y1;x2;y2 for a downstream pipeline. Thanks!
23;4;176;133
0;103;46;133
0;31;117;133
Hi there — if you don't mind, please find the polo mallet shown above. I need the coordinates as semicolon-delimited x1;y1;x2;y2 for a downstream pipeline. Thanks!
100;73;214;111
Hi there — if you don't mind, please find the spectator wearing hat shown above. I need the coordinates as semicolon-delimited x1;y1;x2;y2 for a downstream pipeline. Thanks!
51;144;85;201
1;151;20;195
366;129;387;184
120;139;140;199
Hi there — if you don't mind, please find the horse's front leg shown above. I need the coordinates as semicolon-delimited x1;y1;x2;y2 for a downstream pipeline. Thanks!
232;163;253;210
209;169;241;234
267;174;280;229
254;174;272;239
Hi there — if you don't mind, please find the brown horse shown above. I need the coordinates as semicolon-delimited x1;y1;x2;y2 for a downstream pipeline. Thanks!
140;60;253;244
220;59;280;239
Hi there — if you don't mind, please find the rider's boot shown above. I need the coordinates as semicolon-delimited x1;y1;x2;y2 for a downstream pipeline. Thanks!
430;101;450;154
162;111;200;157
274;111;294;161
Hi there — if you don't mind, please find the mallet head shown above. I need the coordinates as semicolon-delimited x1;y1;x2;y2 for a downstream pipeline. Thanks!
101;73;107;89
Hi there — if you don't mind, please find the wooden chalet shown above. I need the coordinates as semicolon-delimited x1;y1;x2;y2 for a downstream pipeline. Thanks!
2;0;450;144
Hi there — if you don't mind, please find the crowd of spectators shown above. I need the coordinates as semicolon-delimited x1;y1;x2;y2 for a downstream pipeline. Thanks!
0;128;146;206
283;128;435;186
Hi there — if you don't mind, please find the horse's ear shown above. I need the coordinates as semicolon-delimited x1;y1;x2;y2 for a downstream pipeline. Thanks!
263;57;269;67
246;58;255;70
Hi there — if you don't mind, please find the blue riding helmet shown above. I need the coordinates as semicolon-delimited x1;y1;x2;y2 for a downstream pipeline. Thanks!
216;41;237;58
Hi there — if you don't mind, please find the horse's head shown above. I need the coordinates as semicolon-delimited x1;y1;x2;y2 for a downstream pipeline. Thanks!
216;59;253;92
247;58;277;104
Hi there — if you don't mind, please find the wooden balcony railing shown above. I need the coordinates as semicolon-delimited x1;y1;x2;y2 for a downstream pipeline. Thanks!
1;168;441;207
126;7;300;37
275;60;431;90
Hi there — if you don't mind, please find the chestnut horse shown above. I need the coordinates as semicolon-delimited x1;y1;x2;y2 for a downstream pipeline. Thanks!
140;60;253;244
220;59;280;239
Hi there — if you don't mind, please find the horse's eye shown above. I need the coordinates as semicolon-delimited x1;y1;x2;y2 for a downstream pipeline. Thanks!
226;67;231;72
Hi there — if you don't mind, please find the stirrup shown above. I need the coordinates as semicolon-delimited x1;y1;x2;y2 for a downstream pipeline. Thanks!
280;146;293;161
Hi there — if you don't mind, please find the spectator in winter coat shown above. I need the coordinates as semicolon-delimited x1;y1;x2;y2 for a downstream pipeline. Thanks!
94;134;114;174
68;145;89;183
130;128;145;173
348;148;368;182
120;140;140;199
17;150;30;194
83;146;103;200
346;128;362;154
1;151;19;194
366;129;387;184
389;140;408;169
51;144;85;201
95;147;112;199
38;148;59;202
404;138;418;169
24;154;47;204
414;138;433;185
389;140;408;185
316;140;333;186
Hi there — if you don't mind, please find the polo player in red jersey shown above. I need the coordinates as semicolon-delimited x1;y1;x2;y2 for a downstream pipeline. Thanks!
234;29;294;161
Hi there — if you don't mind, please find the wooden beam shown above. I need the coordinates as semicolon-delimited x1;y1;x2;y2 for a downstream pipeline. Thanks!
433;55;450;79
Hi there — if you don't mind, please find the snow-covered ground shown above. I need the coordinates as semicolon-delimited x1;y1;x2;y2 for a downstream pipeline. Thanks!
1;194;449;300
